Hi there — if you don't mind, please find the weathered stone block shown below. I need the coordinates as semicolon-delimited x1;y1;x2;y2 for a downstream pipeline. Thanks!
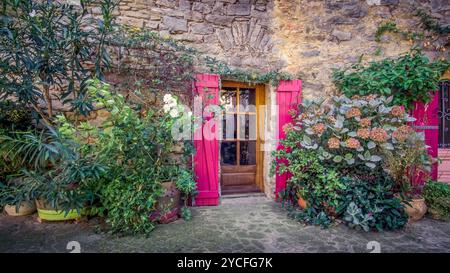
192;2;212;14
205;14;234;26
179;0;191;11
162;16;188;32
184;11;204;22
302;50;321;57
227;3;251;16
156;0;176;8
331;29;352;41
190;23;215;34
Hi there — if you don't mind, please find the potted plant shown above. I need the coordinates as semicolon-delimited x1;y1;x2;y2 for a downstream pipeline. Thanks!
296;191;308;209
175;169;197;221
0;178;36;216
384;132;433;221
151;181;181;223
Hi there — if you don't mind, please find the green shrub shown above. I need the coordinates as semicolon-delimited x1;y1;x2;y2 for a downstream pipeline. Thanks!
332;50;449;110
57;79;196;234
423;181;450;220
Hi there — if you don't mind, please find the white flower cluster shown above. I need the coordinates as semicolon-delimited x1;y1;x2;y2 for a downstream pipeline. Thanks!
163;93;192;119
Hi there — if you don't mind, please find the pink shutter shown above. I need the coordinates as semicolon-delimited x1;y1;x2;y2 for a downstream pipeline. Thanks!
410;91;439;185
275;80;302;197
193;74;220;206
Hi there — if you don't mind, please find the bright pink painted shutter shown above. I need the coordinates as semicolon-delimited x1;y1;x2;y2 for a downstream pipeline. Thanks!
275;80;302;197
193;74;220;206
410;91;439;184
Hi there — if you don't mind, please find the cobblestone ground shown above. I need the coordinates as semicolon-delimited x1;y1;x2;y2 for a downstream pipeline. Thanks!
1;196;449;253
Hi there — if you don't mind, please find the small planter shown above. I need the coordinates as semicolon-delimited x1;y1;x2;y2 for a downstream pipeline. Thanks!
4;201;36;216
35;199;82;222
296;192;308;209
405;198;427;221
297;196;308;209
150;181;181;224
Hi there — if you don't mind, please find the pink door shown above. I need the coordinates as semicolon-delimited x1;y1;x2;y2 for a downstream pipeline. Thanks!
410;91;439;184
275;80;302;197
193;74;220;206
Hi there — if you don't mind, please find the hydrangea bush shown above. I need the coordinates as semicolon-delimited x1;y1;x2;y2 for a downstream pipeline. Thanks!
293;95;418;171
274;94;431;231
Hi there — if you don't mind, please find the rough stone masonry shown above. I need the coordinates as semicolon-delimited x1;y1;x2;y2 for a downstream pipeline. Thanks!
106;0;450;98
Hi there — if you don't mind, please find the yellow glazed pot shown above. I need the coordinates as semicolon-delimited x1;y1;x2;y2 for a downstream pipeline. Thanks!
4;201;36;216
35;199;83;221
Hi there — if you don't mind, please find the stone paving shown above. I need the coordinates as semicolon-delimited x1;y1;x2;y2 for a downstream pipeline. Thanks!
0;195;449;253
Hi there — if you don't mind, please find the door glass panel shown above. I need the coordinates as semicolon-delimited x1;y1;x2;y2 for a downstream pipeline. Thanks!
238;114;256;141
221;141;237;165
240;141;256;165
239;88;256;112
220;87;237;112
222;114;237;140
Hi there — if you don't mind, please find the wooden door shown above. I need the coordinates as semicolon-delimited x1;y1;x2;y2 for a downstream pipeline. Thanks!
220;82;264;194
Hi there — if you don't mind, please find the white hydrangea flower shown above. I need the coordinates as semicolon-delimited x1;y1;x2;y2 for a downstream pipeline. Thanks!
163;104;171;113
169;108;179;118
29;10;36;17
163;94;172;103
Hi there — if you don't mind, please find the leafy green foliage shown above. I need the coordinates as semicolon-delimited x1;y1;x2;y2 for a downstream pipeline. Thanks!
415;9;450;35
338;177;408;231
423;181;450;220
0;0;118;122
0;126;105;213
375;22;423;42
0;101;33;131
332;50;450;109
204;56;293;86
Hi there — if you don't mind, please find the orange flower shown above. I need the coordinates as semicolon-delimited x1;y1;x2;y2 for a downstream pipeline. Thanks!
397;125;413;134
357;128;370;139
299;113;308;120
390;106;405;117
370;128;388;142
363;94;377;101
345;107;361;118
346;138;361;149
392;125;413;142
283;123;294;134
327;116;336;124
312;123;326;135
359;118;371;127
328;137;340;149
288;109;298;117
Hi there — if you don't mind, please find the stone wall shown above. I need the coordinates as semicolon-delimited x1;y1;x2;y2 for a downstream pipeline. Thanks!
113;0;449;98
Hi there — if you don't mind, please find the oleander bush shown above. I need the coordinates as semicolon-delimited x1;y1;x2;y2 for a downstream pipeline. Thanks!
273;94;431;230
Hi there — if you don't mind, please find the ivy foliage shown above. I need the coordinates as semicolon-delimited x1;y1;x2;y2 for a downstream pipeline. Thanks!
110;26;295;93
332;50;450;109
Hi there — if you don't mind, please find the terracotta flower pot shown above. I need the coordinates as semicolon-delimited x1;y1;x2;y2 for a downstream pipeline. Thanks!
150;181;181;224
297;195;308;209
4;201;36;216
405;198;427;221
